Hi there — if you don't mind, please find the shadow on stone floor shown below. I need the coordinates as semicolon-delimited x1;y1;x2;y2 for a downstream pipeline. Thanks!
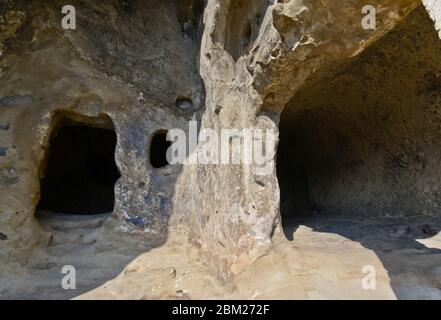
283;215;441;299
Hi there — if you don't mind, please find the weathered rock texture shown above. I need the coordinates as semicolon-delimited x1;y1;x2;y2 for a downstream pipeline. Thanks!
194;0;425;276
1;0;441;278
279;6;441;219
0;0;204;264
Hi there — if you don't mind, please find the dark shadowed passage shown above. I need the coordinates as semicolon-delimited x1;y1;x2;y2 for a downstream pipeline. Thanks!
38;125;120;215
150;130;171;169
277;7;441;238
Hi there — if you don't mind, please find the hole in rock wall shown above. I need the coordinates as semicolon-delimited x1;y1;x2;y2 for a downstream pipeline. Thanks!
150;130;171;169
176;97;194;110
37;121;120;215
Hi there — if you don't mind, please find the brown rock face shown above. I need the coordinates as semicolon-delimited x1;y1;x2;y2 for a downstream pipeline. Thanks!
0;0;204;264
1;0;440;280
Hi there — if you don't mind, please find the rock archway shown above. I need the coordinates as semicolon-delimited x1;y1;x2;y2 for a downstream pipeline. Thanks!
196;0;423;275
278;6;441;231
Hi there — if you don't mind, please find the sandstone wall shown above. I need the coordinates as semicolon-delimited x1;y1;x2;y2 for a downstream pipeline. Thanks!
0;0;203;263
195;0;422;276
279;7;441;219
1;0;440;277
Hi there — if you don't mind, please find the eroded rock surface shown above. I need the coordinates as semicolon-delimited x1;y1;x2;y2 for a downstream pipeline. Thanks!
0;0;203;264
1;0;441;297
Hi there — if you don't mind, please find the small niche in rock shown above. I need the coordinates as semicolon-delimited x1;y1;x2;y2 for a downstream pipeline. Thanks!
241;20;252;50
176;97;194;110
150;130;172;169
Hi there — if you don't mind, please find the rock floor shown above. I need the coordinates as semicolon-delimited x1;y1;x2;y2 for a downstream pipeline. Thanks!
1;213;441;300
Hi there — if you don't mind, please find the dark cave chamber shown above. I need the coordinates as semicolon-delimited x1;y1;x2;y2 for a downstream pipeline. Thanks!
37;124;120;215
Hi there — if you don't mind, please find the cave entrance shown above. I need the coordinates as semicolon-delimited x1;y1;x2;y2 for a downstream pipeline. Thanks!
276;6;441;239
37;118;120;215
